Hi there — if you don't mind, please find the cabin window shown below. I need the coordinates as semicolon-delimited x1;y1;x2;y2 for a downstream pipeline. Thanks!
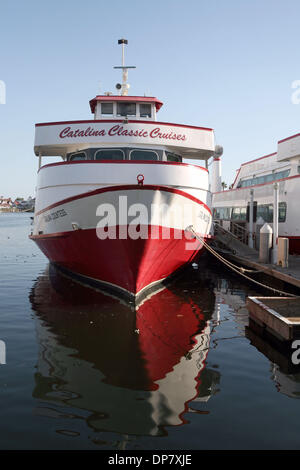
213;207;231;220
279;202;287;222
239;170;290;188
117;102;136;116
257;204;273;223
274;170;290;180
95;149;125;160
139;104;151;118
231;207;247;221
101;103;113;115
256;202;287;223
166;152;182;163
130;150;158;161
69;152;87;161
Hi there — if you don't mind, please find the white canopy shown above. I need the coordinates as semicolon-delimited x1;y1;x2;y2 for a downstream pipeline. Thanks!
34;120;215;160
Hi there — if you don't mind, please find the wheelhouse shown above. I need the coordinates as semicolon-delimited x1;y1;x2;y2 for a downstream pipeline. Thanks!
89;96;163;121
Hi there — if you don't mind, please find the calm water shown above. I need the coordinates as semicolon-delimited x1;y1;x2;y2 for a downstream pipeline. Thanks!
1;213;300;450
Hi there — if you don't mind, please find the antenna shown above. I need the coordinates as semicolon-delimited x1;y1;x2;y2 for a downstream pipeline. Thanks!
114;38;136;96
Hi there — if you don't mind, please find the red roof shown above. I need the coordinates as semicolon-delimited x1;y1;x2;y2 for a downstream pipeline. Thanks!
89;95;163;114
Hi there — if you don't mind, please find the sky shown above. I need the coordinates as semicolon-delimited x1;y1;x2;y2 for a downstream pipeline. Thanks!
0;0;300;198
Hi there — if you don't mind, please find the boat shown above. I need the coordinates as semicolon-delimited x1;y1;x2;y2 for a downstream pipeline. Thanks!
30;39;216;301
0;197;14;213
212;132;300;254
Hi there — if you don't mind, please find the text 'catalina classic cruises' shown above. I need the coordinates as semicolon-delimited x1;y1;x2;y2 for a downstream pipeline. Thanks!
30;40;216;300
212;131;300;254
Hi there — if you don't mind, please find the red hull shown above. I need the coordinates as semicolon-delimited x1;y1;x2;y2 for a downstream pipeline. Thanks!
287;237;300;255
31;225;206;297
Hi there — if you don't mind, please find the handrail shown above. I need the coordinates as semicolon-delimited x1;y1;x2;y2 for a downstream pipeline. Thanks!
214;221;256;246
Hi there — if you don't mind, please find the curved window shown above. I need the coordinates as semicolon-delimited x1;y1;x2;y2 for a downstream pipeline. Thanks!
69;152;87;161
95;149;125;160
130;150;158;161
166;152;182;163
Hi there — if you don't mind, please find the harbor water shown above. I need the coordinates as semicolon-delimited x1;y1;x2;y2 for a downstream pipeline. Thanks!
1;213;300;450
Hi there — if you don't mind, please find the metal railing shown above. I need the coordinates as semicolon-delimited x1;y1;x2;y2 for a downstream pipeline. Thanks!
214;221;256;247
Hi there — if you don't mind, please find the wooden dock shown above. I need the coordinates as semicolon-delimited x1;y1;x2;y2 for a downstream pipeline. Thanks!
213;224;300;341
213;224;300;291
247;297;300;341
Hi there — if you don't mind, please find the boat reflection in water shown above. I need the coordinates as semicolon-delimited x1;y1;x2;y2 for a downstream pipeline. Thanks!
29;265;220;437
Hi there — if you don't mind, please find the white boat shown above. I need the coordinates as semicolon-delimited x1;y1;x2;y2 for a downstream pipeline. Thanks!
212;132;300;254
30;40;216;301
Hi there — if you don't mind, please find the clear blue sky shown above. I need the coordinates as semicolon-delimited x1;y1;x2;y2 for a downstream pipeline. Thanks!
0;0;300;198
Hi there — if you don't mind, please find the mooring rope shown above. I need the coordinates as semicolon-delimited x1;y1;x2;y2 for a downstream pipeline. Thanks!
186;225;298;298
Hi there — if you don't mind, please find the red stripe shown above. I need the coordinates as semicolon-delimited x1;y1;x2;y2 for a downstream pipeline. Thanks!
213;173;300;194
38;160;209;173
278;132;300;144
232;168;241;188
35;184;212;217
29;228;211;241
241;152;276;167
35;119;213;132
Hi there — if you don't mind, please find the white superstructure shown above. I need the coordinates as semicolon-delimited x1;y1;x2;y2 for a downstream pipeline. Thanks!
212;132;300;254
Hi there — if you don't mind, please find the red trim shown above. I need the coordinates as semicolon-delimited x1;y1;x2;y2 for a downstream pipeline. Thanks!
278;132;300;144
38;159;209;173
232;168;241;188
213;173;300;194
30;228;210;241
35;184;212;217
282;237;300;255
241;152;276;167
89;95;163;113
35;119;213;132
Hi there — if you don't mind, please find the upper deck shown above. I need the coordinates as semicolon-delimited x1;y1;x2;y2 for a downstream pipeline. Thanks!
34;118;215;160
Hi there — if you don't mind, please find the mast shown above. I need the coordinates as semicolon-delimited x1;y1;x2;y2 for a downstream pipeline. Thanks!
114;38;136;96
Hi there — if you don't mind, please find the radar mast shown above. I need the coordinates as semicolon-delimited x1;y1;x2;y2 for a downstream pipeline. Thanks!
114;39;136;96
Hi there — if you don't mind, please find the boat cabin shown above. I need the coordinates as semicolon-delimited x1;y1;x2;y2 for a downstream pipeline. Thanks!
89;95;163;121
